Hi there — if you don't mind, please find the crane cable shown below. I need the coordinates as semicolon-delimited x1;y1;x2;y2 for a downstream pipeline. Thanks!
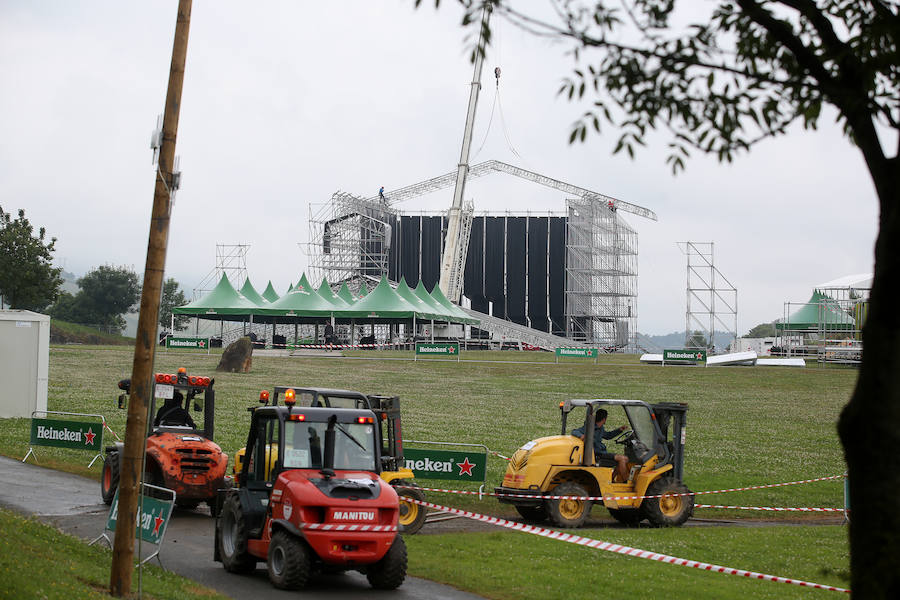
473;66;527;164
472;68;501;159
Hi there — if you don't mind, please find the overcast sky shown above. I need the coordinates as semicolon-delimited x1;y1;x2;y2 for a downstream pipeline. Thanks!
0;1;882;335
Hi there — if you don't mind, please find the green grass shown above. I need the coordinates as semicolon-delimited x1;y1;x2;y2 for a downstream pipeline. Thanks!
0;507;228;600
406;526;849;600
0;344;855;599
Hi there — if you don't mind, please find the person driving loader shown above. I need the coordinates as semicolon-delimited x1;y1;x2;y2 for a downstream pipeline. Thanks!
154;391;195;428
571;408;629;482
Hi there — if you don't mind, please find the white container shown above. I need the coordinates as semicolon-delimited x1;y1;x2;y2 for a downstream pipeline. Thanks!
0;310;50;417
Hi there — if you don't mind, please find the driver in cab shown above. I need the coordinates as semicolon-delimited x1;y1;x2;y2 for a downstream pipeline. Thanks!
571;408;629;483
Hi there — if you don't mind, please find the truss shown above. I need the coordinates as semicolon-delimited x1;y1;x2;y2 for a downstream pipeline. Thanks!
678;241;737;352
192;244;249;300
376;160;657;222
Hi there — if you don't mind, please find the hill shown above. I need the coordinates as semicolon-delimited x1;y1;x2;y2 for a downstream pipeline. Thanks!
49;319;133;345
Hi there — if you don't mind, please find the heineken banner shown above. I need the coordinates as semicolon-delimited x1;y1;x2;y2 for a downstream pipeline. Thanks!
403;448;486;481
106;489;174;545
555;347;599;359
30;418;102;451
166;336;209;350
414;342;460;360
663;349;707;364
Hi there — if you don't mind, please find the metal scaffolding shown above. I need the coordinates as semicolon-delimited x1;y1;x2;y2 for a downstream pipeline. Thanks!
565;197;638;348
776;274;870;364
678;241;737;352
307;192;397;284
308;161;656;349
192;244;250;300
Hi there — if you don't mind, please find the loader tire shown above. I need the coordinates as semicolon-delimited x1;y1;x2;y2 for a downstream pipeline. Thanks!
396;482;427;535
268;530;310;589
101;452;119;505
641;478;694;527
546;482;591;528
218;494;258;574
366;536;407;590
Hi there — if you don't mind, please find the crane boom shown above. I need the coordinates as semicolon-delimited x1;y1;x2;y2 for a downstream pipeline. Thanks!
438;5;491;303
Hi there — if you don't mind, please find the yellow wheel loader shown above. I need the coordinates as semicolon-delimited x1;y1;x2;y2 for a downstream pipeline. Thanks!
495;399;693;528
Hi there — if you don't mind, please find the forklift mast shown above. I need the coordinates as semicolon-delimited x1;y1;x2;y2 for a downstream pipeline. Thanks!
368;395;404;471
650;402;688;481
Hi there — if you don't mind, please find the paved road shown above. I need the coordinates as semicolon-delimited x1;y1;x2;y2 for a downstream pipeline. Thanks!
0;456;483;600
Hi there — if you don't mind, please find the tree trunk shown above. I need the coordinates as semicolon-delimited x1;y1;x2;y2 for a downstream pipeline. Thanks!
838;153;900;597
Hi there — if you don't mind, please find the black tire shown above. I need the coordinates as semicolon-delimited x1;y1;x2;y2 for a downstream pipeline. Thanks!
267;530;311;590
395;482;427;535
607;508;643;526
546;482;591;528
101;452;119;505
218;494;258;574
515;504;548;523
366;535;407;590
641;478;694;527
141;462;167;499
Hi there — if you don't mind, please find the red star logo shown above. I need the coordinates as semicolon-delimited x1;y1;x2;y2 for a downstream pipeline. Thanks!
84;428;96;445
448;346;456;354
198;340;206;348
153;515;165;535
457;457;475;476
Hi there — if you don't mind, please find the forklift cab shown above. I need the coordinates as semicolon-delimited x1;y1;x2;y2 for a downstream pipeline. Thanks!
560;399;687;479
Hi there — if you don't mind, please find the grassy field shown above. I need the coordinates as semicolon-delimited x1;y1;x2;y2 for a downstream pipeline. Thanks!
0;345;854;598
0;507;228;600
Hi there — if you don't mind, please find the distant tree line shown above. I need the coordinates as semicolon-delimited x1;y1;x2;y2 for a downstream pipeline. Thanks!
0;205;189;335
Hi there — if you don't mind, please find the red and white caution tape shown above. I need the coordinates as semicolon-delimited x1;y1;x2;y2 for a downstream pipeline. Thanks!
396;474;844;504
408;498;849;593
103;422;121;442
278;343;393;350
301;523;397;532
696;504;844;513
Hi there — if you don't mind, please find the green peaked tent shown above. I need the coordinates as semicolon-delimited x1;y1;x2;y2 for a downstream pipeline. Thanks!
396;277;444;321
337;282;357;305
239;278;268;306
173;274;258;319
342;276;419;319
776;290;855;330
316;278;350;307
261;281;280;303
256;272;336;321
412;281;453;320
429;284;479;325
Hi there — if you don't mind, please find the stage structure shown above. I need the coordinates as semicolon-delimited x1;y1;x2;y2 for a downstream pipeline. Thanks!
678;241;738;352
307;160;657;348
776;273;870;364
192;244;250;301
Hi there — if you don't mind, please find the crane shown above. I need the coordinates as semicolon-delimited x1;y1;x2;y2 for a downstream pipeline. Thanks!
436;4;492;304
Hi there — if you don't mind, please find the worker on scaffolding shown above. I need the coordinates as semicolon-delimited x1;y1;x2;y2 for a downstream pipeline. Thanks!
379;186;386;203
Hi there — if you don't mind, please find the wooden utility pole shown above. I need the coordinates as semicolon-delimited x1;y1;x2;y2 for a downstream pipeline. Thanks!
109;1;191;595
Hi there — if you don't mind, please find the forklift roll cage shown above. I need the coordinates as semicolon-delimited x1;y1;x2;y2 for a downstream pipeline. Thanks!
560;399;688;481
